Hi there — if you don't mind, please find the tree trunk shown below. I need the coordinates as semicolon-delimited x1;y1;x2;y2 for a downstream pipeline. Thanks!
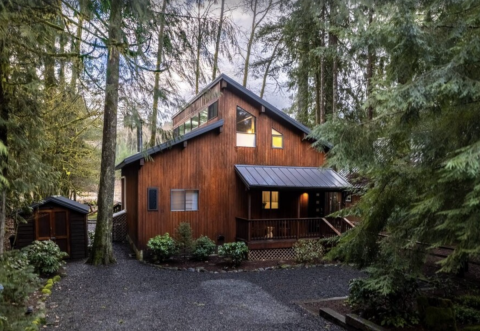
0;42;7;255
260;39;280;98
88;0;122;265
367;8;374;121
70;14;84;92
331;32;337;117
243;0;258;87
212;0;225;80
195;3;202;94
150;0;167;147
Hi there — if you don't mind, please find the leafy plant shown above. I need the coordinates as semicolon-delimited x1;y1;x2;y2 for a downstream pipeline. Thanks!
23;240;68;275
147;233;177;262
458;295;480;310
293;239;324;264
192;236;216;261
348;265;420;328
218;242;248;266
0;250;40;330
175;222;194;262
455;305;480;325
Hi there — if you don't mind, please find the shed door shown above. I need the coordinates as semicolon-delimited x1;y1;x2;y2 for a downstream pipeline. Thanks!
35;210;70;256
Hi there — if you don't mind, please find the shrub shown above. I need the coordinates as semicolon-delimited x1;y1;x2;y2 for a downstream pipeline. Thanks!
218;242;248;266
23;240;68;275
175;223;194;262
455;305;480;325
192;236;216;261
293;239;324;264
87;230;95;248
348;266;419;328
459;295;480;310
0;250;40;330
147;233;177;262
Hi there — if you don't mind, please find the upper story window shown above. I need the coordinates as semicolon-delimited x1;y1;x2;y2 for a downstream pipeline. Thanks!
272;128;283;148
236;106;256;147
184;119;192;133
200;108;208;125
208;102;218;119
171;189;199;211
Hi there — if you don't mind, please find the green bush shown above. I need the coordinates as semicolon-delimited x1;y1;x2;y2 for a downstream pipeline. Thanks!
293;239;324;264
218;242;248;266
23;240;68;275
455;305;480;325
348;266;419;328
192;236;216;261
0;250;40;330
459;295;480;310
175;222;194;262
147;233;178;262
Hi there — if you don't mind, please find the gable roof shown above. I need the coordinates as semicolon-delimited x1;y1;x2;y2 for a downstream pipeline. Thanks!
115;119;224;170
176;74;311;135
31;196;89;214
235;165;351;190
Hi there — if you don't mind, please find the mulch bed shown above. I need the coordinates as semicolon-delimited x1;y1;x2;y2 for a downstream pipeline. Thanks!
146;254;305;272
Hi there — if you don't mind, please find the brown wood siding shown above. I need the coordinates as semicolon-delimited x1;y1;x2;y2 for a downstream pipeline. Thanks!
122;164;139;245
133;86;326;250
16;218;35;249
172;82;221;127
69;211;87;259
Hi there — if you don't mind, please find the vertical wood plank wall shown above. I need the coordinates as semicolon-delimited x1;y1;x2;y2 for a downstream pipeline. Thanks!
127;84;326;250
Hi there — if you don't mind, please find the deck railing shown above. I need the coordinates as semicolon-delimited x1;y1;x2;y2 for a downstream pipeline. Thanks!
236;217;353;242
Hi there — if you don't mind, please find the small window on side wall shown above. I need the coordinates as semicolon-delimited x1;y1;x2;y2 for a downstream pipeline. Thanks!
272;128;283;148
171;189;199;211
262;191;279;209
200;109;208;125
147;188;158;211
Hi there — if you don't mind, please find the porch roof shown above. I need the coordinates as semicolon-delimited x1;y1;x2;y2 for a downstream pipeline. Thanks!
235;165;352;190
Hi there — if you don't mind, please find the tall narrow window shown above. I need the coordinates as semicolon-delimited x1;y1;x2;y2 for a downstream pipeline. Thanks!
191;114;199;130
199;109;208;125
147;188;158;211
208;101;218;119
171;190;199;211
272;128;283;148
262;191;279;209
236;106;256;147
184;119;192;133
179;123;185;135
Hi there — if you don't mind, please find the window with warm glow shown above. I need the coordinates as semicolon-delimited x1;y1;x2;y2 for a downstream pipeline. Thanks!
236;106;256;147
272;128;283;148
262;191;279;209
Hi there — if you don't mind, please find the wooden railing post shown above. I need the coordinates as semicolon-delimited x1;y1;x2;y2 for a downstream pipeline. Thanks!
296;220;300;240
247;220;251;242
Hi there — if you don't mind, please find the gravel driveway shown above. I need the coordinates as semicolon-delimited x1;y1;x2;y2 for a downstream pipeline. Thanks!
46;243;362;331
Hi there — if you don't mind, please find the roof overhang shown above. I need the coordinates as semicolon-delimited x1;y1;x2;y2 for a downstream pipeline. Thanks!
31;196;89;214
235;165;352;191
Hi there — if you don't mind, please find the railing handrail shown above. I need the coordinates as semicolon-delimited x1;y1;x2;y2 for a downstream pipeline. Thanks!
321;218;342;236
235;217;324;222
342;217;356;228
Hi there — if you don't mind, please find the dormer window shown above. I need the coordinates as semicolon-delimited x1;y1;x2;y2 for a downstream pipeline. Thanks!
272;128;283;148
236;106;256;147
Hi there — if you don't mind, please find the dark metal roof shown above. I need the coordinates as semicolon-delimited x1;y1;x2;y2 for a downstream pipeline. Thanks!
115;119;224;170
235;165;352;190
173;74;311;135
32;196;89;214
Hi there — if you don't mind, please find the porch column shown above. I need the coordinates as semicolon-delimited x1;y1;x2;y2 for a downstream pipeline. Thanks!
247;191;251;220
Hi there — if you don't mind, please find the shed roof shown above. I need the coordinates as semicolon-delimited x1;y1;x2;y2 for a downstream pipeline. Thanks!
32;196;89;214
115;119;224;170
235;165;351;190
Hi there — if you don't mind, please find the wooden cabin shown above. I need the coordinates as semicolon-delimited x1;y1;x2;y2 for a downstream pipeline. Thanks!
15;196;89;259
116;74;353;259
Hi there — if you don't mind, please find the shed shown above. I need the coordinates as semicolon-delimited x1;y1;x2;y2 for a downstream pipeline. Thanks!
15;196;89;259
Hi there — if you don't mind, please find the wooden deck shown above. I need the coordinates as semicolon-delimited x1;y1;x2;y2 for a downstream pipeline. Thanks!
236;217;355;249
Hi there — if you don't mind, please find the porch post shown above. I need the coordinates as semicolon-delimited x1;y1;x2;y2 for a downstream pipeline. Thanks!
297;194;301;218
248;191;251;220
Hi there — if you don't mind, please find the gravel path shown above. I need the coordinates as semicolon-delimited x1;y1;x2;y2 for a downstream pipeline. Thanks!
46;243;362;331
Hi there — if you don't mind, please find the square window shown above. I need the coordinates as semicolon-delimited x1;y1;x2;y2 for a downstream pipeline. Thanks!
272;128;283;148
171;190;199;211
262;191;279;209
208;101;218;119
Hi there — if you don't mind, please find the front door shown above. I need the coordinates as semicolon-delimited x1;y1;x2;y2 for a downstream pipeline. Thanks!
35;209;70;255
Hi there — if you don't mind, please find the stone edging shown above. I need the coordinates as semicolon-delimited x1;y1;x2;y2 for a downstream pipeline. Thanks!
141;260;343;274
